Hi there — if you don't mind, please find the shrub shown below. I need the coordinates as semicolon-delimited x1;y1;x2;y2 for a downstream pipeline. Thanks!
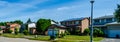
65;30;70;35
23;30;29;35
93;28;104;37
15;28;19;35
84;28;90;35
8;30;13;33
75;30;80;35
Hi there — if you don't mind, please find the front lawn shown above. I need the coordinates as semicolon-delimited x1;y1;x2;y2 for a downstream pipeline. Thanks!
1;33;25;38
0;34;103;42
55;35;103;42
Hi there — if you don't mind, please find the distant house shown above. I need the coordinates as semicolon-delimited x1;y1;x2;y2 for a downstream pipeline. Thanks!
93;15;117;34
26;18;36;34
28;22;36;34
47;20;66;36
0;26;6;34
60;17;90;34
9;23;21;33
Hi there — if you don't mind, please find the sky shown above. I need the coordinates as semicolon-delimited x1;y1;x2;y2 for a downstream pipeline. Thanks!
0;0;120;23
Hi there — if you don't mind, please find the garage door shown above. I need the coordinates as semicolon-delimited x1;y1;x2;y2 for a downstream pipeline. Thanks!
108;30;120;38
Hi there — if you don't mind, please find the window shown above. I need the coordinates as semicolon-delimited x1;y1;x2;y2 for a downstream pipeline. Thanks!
75;21;79;24
106;18;112;22
94;19;100;23
101;19;105;23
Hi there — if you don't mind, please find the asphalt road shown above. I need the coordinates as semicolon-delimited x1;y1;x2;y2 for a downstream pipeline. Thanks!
101;38;120;42
0;37;48;42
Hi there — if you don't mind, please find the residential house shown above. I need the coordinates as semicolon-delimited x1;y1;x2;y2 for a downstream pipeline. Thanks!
26;18;36;34
0;26;6;34
48;20;66;37
28;22;36;34
93;15;117;35
9;23;21;34
60;17;90;34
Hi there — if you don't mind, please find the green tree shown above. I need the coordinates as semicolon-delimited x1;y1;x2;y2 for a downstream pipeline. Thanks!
114;4;120;23
0;22;6;26
36;18;51;34
13;20;23;25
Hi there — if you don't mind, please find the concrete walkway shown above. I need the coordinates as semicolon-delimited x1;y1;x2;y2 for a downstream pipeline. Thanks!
0;37;48;42
101;38;120;42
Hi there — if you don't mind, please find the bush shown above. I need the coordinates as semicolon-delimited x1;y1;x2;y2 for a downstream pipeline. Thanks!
65;30;70;35
8;30;13;33
75;30;80;35
84;28;90;35
15;28;19;35
93;28;104;37
23;30;29;35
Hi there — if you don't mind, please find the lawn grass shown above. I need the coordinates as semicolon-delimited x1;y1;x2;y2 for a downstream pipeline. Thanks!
0;34;103;42
1;33;25;38
54;35;103;42
28;35;50;41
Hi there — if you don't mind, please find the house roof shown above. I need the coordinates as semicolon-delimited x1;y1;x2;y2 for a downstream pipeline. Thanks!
0;26;6;29
94;15;114;20
106;22;120;25
61;17;89;22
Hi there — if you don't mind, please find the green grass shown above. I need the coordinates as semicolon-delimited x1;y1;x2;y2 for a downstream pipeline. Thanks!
0;34;103;42
28;35;50;41
1;33;25;38
54;35;103;42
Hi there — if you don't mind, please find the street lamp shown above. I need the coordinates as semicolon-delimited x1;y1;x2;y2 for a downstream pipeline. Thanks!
90;0;94;42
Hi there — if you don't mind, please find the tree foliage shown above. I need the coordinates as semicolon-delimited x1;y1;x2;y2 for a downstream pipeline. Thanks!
36;18;51;34
11;20;23;24
114;4;120;23
93;28;104;37
84;28;90;35
0;22;6;26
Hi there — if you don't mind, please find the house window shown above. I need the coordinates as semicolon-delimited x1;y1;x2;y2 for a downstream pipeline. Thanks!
75;21;79;24
101;19;105;23
94;19;100;23
106;18;112;22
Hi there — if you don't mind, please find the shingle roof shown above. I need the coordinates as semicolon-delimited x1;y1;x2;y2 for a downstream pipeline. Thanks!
94;15;114;19
61;17;89;22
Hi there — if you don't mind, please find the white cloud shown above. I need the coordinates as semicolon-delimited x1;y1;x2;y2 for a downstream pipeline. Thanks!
57;7;70;11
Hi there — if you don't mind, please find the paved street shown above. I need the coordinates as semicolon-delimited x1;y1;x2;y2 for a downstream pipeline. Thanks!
101;38;120;42
0;37;48;42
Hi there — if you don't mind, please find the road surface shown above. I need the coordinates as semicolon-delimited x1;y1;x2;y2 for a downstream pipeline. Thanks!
0;37;48;42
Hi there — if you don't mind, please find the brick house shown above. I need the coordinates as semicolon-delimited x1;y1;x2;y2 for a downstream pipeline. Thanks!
60;17;90;34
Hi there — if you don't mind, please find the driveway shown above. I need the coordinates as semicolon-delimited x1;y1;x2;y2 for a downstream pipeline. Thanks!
0;37;48;42
101;38;120;42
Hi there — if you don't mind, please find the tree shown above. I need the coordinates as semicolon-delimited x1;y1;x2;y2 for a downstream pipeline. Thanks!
114;4;120;23
36;18;51;34
13;20;23;25
0;22;6;26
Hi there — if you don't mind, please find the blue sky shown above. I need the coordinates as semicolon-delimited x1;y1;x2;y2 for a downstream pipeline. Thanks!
0;0;120;23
